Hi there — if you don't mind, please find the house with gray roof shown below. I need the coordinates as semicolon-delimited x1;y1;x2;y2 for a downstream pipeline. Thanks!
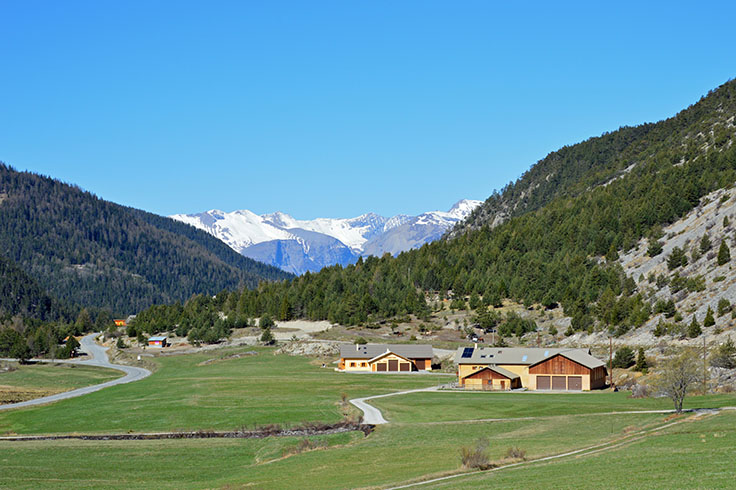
455;346;606;391
339;344;433;372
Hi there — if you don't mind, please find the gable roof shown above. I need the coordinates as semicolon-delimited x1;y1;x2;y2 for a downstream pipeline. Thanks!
340;344;433;360
148;336;167;342
461;365;520;380
527;351;605;369
367;351;412;363
454;347;604;369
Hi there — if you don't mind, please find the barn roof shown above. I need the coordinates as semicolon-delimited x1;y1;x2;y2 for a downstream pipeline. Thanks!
461;365;520;380
340;344;433;360
455;347;604;369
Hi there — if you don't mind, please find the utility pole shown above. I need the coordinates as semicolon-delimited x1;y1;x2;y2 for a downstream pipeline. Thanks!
609;336;613;388
703;333;708;395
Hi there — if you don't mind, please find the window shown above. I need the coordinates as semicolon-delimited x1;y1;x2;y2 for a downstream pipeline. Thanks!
361;362;367;367
350;362;356;367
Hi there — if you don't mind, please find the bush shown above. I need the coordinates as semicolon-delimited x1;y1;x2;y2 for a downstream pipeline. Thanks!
504;446;527;460
710;337;736;369
612;347;635;368
260;328;275;345
259;314;275;329
634;348;648;372
460;438;493;470
115;337;127;349
717;298;731;317
355;337;367;345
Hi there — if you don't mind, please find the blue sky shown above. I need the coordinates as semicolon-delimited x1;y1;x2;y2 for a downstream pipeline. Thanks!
1;1;734;219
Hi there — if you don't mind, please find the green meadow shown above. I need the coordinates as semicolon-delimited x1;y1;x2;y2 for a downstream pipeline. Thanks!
1;347;735;489
0;362;121;404
0;347;451;435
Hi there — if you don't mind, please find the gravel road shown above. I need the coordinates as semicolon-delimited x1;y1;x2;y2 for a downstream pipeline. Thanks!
0;333;151;411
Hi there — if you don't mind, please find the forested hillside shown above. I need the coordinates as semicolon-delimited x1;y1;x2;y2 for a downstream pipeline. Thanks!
0;254;68;322
131;80;736;340
453;79;736;235
134;79;736;341
0;165;293;315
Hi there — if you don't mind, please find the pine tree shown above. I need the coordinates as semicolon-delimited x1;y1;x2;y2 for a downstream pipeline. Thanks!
687;315;701;338
717;240;731;265
700;234;712;254
703;307;715;327
634;348;648;372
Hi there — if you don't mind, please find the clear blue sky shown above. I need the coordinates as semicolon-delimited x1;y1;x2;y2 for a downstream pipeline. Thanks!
1;1;734;219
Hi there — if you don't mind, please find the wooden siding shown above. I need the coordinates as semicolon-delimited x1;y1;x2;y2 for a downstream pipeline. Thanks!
529;354;592;375
464;368;511;381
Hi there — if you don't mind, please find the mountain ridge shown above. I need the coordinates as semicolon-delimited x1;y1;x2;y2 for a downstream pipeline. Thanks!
171;199;482;274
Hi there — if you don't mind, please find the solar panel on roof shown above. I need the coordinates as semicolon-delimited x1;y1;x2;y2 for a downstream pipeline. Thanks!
461;347;474;358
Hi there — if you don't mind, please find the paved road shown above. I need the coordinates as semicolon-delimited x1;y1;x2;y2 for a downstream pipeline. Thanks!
350;386;439;424
0;333;151;411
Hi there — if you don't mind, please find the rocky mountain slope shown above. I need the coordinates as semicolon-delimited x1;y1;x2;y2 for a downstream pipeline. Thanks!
171;199;482;274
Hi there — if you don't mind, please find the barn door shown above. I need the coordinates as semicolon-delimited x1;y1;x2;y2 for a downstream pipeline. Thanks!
388;359;399;371
537;376;550;390
568;376;582;390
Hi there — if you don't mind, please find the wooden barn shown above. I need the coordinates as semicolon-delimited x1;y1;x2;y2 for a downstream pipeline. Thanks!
339;344;433;372
528;352;607;391
460;365;521;390
455;347;606;391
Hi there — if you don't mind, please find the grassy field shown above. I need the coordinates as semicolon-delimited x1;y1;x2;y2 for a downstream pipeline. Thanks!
0;413;667;489
370;390;736;423
427;410;736;489
0;347;452;435
1;346;734;488
0;362;121;404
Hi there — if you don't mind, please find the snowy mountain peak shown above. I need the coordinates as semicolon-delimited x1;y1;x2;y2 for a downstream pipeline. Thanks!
448;199;484;219
170;199;481;274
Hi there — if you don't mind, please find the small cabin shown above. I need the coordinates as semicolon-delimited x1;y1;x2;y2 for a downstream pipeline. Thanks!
113;319;127;327
148;336;167;348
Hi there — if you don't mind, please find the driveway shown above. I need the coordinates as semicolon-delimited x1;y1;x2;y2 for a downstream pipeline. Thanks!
0;333;151;411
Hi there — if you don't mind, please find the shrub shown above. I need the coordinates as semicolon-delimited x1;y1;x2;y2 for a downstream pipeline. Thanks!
504;446;527;460
612;347;635;368
717;298;731;317
710;337;736;369
355;337;367;345
460;438;493;470
259;314;275;329
260;328;275;345
115;337;127;349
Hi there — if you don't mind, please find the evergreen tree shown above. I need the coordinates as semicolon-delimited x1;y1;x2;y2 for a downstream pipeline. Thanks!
647;241;664;257
717;240;731;265
634;348;648;372
700;234;712;254
667;247;688;270
612;346;635;368
687;315;702;338
260;328;275;345
710;337;736;369
703;307;715;327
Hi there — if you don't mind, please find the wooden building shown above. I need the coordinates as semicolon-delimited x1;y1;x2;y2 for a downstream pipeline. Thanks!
455;347;606;391
339;344;433;372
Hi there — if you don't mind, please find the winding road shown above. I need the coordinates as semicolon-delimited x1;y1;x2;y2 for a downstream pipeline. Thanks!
0;333;151;411
350;386;439;424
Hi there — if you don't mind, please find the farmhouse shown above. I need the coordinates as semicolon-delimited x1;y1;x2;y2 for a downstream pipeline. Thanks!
455;346;606;391
339;344;433;372
147;335;168;348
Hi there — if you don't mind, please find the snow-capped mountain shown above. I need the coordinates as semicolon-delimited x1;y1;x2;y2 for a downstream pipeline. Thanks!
171;199;482;274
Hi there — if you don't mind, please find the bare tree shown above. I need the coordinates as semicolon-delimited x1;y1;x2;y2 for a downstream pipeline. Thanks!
651;348;702;413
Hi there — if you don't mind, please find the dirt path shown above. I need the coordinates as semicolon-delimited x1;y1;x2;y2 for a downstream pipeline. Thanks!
0;333;151;411
384;410;718;489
